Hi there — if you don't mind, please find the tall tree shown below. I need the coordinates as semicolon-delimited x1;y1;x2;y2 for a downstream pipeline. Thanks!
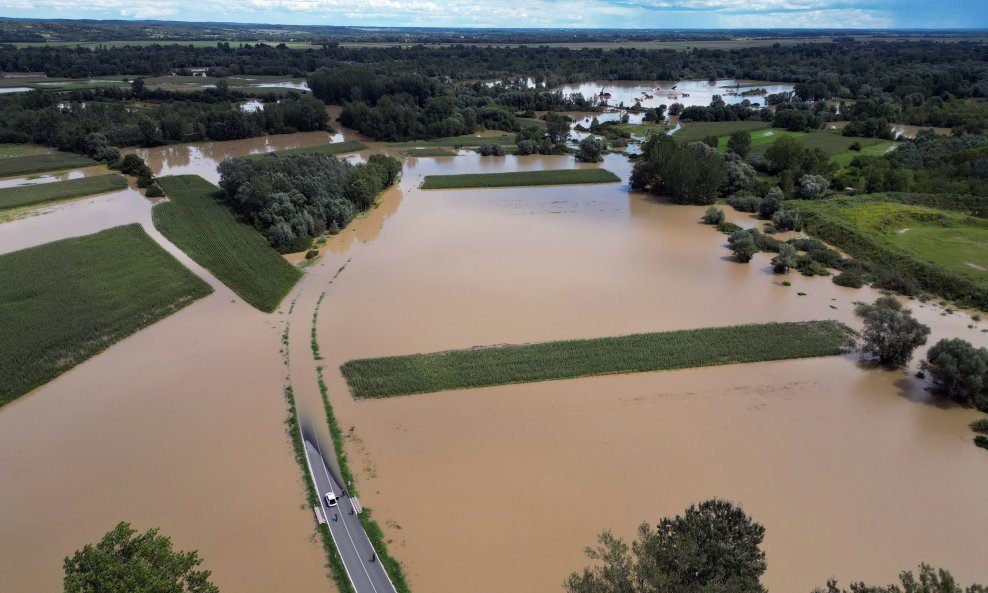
565;499;767;593
64;522;219;593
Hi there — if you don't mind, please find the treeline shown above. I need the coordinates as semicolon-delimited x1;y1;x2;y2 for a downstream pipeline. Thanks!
836;131;988;196
0;86;328;154
1;40;983;99
312;68;595;141
217;153;401;252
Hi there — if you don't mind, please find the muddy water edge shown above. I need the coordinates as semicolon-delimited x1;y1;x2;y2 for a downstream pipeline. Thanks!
296;152;988;593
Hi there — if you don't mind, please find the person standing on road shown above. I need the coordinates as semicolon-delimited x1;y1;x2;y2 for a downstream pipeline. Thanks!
370;552;376;562
334;512;338;521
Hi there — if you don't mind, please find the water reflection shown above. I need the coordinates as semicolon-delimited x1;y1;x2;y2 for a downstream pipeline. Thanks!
554;79;794;110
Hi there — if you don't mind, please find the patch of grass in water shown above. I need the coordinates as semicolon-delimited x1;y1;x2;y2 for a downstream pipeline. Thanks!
341;320;856;398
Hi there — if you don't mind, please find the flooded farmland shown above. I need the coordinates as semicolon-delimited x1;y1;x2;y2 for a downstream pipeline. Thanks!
554;79;795;109
2;129;987;593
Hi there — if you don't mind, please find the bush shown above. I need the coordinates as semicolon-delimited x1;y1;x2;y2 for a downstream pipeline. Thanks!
772;208;800;232
872;269;919;296
305;249;319;260
797;174;830;200
717;221;743;234
833;270;865;288
575;137;607;162
922;339;988;411
136;174;154;189
702;206;725;225
759;187;784;219
857;297;930;366
726;194;762;213
728;230;757;263
478;144;505;157
145;184;164;198
850;141;863;152
797;258;830;276
772;243;798;273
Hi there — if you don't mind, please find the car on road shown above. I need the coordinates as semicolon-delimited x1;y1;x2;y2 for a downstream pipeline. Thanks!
324;491;338;507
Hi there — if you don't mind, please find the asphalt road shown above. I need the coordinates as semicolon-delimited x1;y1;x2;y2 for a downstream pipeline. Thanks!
304;439;397;593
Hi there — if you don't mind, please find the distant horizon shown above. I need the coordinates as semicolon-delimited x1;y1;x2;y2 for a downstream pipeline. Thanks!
4;17;988;32
0;0;986;30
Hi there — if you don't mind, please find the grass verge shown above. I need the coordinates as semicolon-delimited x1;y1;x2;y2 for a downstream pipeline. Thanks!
0;173;127;211
0;224;212;404
673;120;771;144
281;317;355;593
341;320;855;398
0;151;96;178
390;133;516;148
421;168;620;189
153;175;301;312
308;268;411;593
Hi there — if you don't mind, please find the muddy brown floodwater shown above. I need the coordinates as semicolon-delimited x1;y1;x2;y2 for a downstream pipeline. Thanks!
0;135;337;593
2;131;987;593
286;152;988;593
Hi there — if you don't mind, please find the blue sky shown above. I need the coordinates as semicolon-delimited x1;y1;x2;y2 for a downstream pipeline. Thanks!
0;0;985;29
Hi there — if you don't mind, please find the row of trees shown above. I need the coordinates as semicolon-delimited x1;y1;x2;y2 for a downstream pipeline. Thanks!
4;41;984;103
0;87;329;153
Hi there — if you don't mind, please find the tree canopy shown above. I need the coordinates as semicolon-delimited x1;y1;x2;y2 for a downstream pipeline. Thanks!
63;522;218;593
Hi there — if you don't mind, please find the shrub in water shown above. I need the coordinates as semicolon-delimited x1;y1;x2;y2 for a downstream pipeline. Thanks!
833;270;864;288
702;206;726;225
145;184;164;198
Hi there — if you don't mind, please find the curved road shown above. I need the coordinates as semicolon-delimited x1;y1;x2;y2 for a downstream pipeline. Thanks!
304;439;398;593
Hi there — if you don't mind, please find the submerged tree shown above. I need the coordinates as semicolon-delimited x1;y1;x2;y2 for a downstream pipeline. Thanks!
923;339;988;411
64;522;218;593
856;296;930;366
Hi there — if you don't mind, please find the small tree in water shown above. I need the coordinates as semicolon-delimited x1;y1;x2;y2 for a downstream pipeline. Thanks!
729;230;757;263
856;296;930;366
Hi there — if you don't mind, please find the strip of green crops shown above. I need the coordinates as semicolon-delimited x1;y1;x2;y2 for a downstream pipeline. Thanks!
342;320;855;398
421;168;620;189
153;175;301;313
251;140;367;158
0;152;96;178
0;173;127;211
0;224;212;404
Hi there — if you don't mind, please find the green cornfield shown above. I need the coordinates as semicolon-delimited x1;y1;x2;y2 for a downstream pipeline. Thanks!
0;152;96;178
0;174;127;211
342;320;856;398
0;224;212;405
421;168;621;189
153;175;302;312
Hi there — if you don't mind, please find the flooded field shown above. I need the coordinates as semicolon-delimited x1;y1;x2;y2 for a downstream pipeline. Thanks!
554;79;795;109
2;129;986;593
290;152;988;593
0;145;332;593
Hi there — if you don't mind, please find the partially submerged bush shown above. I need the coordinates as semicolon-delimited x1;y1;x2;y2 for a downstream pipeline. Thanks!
857;296;930;366
478;144;505;157
145;184;164;198
922;339;988;411
702;206;725;225
728;230;757;263
833;270;865;288
726;193;762;213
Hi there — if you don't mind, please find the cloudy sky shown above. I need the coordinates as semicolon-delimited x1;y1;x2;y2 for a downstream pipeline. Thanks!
1;0;985;29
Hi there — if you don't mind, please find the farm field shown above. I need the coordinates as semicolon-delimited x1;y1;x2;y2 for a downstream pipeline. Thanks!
0;173;127;213
404;147;458;157
0;152;96;178
421;168;620;189
153;175;302;312
390;132;516;148
341;320;855;398
252;139;367;157
673;120;771;144
0;224;212;404
795;197;988;308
